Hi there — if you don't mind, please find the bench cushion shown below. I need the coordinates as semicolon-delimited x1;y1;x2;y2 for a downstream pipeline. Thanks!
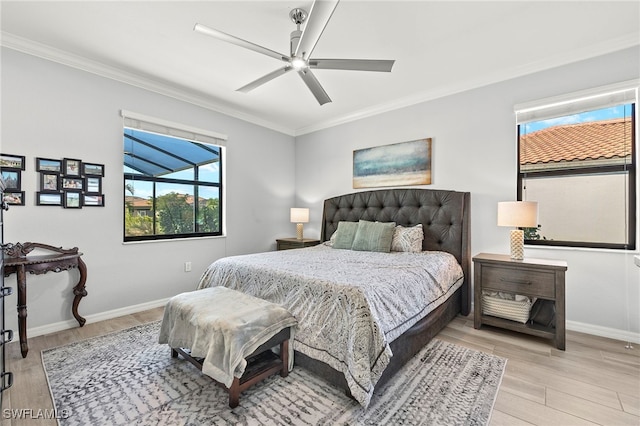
158;286;297;387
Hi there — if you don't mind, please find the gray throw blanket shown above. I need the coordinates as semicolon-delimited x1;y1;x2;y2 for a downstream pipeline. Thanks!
158;287;297;388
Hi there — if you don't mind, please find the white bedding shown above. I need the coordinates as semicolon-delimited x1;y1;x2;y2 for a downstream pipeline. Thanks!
197;244;463;407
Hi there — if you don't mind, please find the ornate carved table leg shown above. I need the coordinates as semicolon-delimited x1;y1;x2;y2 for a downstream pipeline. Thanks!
72;257;87;327
16;265;28;358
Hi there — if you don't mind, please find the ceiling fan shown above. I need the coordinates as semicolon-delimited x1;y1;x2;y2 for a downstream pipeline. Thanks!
194;0;395;105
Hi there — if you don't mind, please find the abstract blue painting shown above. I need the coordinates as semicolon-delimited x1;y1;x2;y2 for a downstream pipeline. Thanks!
353;138;432;188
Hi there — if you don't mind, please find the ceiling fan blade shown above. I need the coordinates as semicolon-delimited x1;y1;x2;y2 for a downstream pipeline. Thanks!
297;69;331;105
309;59;395;72
294;0;339;60
237;66;293;93
194;23;289;62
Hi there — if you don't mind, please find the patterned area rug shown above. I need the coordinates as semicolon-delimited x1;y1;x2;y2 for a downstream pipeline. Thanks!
42;322;506;425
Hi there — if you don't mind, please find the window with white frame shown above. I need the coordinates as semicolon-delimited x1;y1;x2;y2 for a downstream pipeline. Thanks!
121;111;225;242
515;82;637;250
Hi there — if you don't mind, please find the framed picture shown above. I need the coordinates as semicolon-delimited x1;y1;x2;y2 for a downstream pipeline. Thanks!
1;170;21;191
36;158;62;173
3;191;25;206
353;138;432;189
83;162;104;176
40;172;59;192
61;177;84;190
85;176;102;194
63;158;82;177
63;191;82;209
36;192;62;206
83;194;105;207
0;154;25;170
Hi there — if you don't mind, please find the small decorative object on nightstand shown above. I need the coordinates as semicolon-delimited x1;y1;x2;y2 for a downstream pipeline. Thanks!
276;238;320;251
473;252;568;350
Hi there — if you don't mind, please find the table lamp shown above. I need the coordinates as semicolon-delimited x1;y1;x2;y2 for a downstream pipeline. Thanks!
497;201;538;260
290;208;309;240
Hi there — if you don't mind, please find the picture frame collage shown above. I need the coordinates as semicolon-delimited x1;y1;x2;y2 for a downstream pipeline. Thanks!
0;154;26;205
36;157;105;208
0;153;106;208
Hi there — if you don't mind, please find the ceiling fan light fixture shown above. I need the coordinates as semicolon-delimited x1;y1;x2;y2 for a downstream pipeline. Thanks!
291;57;307;70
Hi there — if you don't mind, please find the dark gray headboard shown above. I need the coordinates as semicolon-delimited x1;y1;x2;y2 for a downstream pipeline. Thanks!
321;188;471;314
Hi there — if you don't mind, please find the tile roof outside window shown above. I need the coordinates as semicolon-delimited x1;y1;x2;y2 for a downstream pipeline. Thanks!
520;118;632;167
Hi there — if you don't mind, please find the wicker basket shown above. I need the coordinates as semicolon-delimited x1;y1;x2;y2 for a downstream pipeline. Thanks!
482;292;533;324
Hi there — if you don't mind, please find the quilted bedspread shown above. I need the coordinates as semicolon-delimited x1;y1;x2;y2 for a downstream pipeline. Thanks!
197;244;463;407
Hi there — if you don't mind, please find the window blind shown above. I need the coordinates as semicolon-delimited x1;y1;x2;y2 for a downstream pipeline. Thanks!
514;80;638;124
120;110;227;146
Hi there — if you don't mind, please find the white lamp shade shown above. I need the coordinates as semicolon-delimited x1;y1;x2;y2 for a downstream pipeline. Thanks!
497;201;538;228
290;208;309;223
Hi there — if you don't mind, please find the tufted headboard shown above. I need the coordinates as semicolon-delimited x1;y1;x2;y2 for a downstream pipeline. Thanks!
321;188;471;314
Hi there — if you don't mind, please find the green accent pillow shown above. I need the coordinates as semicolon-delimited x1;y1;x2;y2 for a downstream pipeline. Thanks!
332;221;360;249
351;220;396;252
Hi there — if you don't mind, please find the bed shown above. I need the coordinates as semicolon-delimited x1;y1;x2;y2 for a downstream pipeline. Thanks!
197;188;471;406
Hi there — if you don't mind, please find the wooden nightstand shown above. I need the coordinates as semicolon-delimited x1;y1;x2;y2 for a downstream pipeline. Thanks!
276;238;321;251
473;252;568;350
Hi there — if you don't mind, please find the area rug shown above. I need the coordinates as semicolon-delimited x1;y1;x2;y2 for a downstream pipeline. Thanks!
42;321;506;425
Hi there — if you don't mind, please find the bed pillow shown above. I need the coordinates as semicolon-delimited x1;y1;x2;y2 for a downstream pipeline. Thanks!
324;230;337;247
332;221;360;249
391;224;424;253
351;220;396;252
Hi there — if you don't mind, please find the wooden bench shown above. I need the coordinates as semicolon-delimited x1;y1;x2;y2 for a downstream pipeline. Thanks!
171;327;291;408
159;287;296;408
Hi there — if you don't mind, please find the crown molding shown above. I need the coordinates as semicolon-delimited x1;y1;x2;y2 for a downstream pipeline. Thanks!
0;31;296;136
2;30;637;138
293;33;640;136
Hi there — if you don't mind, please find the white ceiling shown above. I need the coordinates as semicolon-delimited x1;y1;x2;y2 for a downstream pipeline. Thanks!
1;1;639;136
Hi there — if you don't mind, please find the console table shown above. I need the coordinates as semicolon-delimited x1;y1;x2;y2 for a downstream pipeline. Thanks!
3;243;87;358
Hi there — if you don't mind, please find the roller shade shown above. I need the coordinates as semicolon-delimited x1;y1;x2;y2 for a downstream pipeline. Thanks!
515;80;638;124
121;110;227;146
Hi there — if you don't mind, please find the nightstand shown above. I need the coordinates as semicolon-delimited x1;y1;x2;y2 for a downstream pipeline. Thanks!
276;238;321;251
473;252;568;350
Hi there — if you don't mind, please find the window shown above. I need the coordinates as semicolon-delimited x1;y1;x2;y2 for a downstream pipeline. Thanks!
122;111;225;242
515;83;637;250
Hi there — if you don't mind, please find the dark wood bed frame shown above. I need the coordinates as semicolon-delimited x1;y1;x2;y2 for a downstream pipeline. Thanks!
294;188;471;394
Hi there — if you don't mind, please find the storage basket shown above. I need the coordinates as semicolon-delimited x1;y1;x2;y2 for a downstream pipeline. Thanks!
482;292;533;324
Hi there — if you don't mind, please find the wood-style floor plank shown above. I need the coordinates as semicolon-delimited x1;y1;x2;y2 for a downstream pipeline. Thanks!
0;310;638;426
546;388;640;425
619;392;640;416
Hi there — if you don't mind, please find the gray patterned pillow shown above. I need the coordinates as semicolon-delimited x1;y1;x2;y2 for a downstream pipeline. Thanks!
391;224;424;253
351;220;396;252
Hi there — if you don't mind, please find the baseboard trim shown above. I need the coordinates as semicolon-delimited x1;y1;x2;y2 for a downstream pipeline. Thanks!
567;320;640;344
27;298;171;338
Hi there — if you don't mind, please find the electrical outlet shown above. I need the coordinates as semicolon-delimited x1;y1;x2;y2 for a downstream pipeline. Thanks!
184;261;192;272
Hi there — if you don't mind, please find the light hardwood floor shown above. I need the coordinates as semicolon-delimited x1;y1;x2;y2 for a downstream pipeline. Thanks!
1;309;638;425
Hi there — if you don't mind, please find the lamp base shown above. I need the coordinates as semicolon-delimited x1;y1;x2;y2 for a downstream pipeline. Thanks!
510;229;524;260
296;223;304;240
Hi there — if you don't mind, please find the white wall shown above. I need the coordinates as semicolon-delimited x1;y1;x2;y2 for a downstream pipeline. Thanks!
0;48;296;334
294;47;640;342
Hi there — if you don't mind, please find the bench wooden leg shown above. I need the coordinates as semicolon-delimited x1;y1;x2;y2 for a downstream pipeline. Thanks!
280;339;289;378
171;348;178;358
229;377;240;408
